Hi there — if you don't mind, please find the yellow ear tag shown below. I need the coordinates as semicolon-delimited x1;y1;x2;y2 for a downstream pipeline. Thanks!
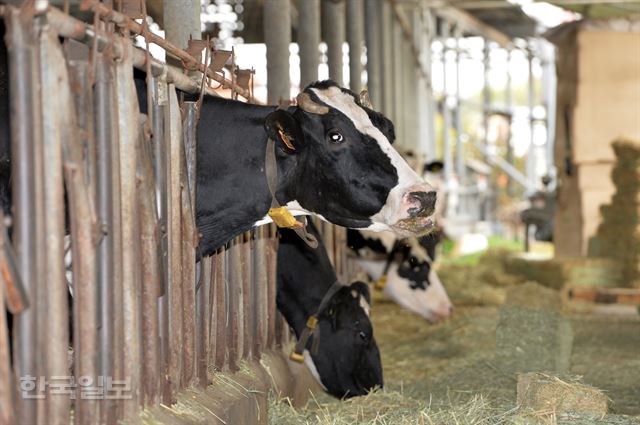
374;275;388;291
277;128;296;151
289;351;305;363
268;207;304;229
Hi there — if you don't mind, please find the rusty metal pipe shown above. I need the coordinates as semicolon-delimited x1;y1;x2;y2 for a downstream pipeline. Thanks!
40;27;72;425
0;216;16;425
180;102;197;387
150;76;171;404
49;36;99;425
94;52;115;424
195;257;211;386
166;84;183;396
115;39;142;419
78;2;252;99
5;8;39;424
137;120;161;406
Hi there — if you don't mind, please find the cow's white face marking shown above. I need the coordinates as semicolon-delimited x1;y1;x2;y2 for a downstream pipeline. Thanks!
310;86;426;230
303;350;327;390
384;265;452;322
351;289;371;317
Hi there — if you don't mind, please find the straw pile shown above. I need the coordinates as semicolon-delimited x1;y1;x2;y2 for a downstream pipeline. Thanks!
517;373;610;417
268;390;521;425
588;139;640;287
438;249;524;306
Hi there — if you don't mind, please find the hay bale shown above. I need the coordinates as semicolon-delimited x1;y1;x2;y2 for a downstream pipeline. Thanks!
517;373;609;416
503;256;566;290
496;282;573;374
588;139;640;287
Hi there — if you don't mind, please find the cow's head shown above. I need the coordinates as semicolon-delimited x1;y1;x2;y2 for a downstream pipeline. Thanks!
349;230;453;322
305;281;383;399
264;80;436;237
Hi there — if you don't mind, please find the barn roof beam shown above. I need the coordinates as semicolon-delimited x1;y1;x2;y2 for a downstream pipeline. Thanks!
434;5;513;47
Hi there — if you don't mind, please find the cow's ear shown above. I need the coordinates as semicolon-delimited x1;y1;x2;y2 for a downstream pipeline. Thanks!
265;110;304;154
349;281;371;305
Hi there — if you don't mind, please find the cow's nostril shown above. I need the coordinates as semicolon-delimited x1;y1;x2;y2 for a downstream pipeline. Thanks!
408;191;436;217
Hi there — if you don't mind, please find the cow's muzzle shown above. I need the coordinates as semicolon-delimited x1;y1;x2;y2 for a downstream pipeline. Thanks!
406;190;436;218
388;186;437;236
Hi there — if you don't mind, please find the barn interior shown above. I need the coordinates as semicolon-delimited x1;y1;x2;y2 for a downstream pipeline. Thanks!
0;0;638;424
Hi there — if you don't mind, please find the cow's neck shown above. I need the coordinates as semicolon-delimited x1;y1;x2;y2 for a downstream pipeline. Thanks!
195;97;294;255
276;227;337;339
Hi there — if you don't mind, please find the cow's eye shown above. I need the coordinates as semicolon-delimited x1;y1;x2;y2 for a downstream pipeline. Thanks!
327;129;344;144
358;331;368;341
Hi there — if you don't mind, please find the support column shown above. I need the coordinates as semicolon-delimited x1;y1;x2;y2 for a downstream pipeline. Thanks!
298;0;320;88
364;0;382;105
346;0;364;92
505;48;514;196
442;22;453;186
422;7;437;157
322;0;345;86
381;0;393;116
392;15;404;145
454;27;465;180
163;0;200;52
264;0;292;103
527;44;537;193
542;40;557;185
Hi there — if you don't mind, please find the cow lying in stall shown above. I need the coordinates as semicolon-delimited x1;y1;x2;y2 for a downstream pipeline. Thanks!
347;229;453;322
277;221;382;399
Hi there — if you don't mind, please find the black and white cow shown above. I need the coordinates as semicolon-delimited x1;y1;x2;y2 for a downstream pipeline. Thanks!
348;229;453;322
140;77;438;254
277;221;382;398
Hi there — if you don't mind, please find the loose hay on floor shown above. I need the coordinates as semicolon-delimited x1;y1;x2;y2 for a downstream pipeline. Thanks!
268;390;518;425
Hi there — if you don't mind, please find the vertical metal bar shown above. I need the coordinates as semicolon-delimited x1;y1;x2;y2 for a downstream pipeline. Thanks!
264;0;291;103
505;48;514;197
196;257;211;386
40;28;71;425
364;0;381;106
213;250;227;369
298;0;320;88
165;84;183;396
162;0;201;64
527;44;537;193
5;9;38;424
241;231;253;360
346;0;363;92
115;39;141;419
381;0;393;116
227;237;241;371
392;16;403;144
181;102;197;387
542;41;557;184
482;37;491;150
423;7;437;158
151;76;170;405
442;22;453;186
0;217;16;425
94;52;116;424
454;28;465;181
322;0;346;86
137;121;161;406
52;41;99;425
109;61;125;425
252;227;267;358
266;225;277;349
